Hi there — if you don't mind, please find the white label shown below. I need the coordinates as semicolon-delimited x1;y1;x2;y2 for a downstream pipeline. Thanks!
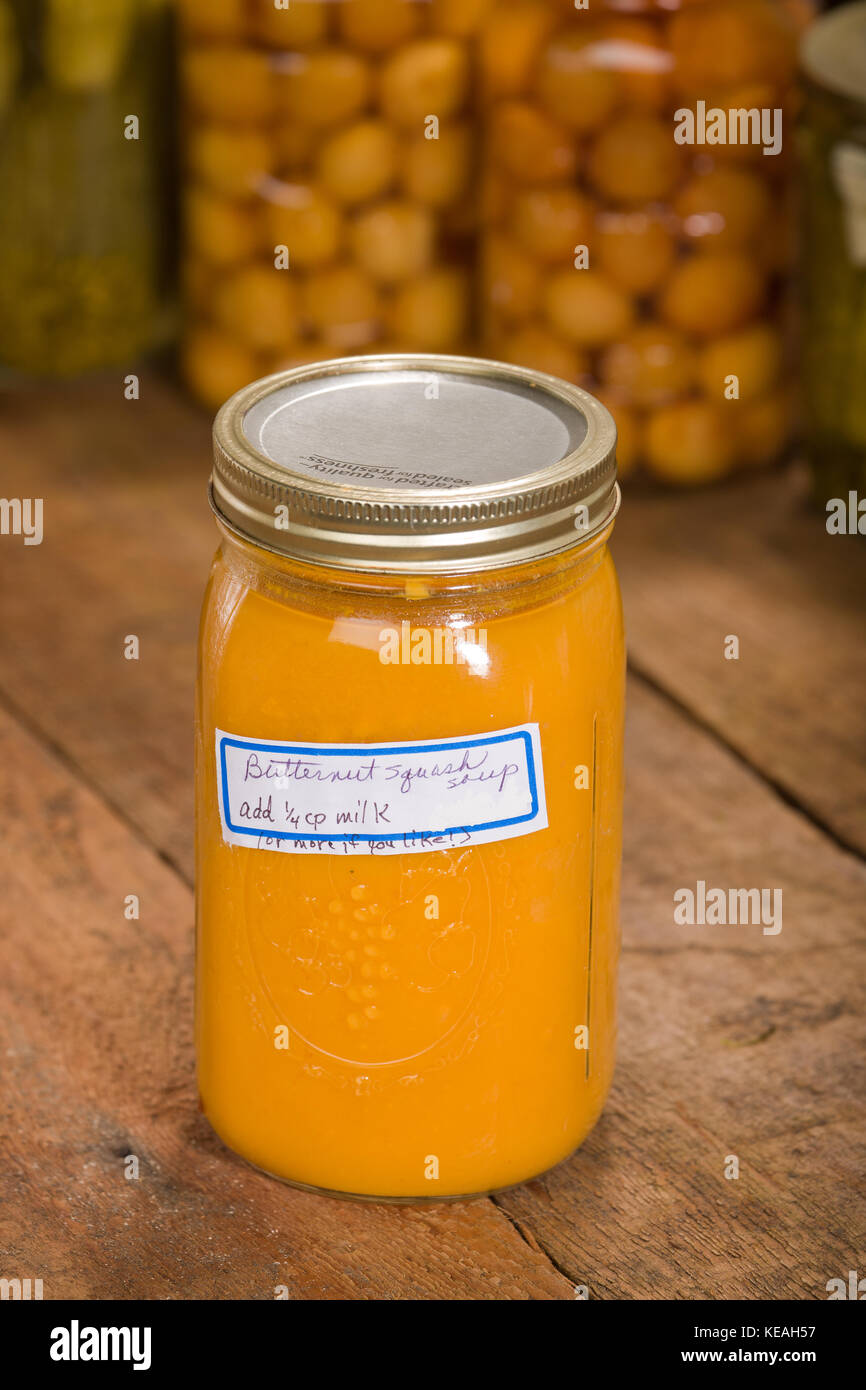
215;724;547;856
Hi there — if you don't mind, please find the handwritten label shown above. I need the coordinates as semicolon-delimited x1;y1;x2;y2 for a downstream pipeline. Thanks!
215;724;547;856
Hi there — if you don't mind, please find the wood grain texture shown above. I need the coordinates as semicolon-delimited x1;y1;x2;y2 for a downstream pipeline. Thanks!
0;378;863;1300
494;681;866;1299
614;466;866;857
0;378;212;879
0;704;572;1300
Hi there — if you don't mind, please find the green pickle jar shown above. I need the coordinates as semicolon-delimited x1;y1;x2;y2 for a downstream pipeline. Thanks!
800;2;866;501
0;0;175;377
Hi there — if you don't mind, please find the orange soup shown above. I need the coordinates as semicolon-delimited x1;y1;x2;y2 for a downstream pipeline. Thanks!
196;354;624;1198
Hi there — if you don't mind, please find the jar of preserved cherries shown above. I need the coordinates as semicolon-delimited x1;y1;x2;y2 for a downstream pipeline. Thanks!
179;0;478;408
479;0;814;484
196;353;624;1199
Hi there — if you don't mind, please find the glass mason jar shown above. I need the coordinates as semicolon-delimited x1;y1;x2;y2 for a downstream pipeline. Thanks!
178;0;478;409
799;2;866;502
0;0;175;377
196;354;624;1200
479;0;814;484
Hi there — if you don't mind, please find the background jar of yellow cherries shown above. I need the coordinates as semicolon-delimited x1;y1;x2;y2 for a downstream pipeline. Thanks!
0;0;175;378
479;0;815;484
179;0;479;409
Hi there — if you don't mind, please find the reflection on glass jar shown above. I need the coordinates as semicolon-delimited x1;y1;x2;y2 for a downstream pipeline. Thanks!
0;0;175;378
479;0;814;485
179;0;478;409
196;355;624;1199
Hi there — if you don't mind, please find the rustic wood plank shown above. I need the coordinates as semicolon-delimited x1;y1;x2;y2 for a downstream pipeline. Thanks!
0;702;573;1300
3;677;861;1299
0;377;213;880
1;378;863;1299
494;679;866;1299
2;384;864;869
614;465;866;857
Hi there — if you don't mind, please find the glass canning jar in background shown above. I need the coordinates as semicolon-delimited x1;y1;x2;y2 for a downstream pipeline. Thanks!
479;0;815;486
179;0;478;409
799;1;866;502
0;0;175;378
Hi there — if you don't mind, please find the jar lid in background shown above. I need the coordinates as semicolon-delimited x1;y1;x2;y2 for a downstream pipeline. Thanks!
211;354;619;575
801;2;866;106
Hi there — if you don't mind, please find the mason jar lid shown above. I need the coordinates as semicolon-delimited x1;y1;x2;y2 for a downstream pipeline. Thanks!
801;2;866;107
210;353;619;575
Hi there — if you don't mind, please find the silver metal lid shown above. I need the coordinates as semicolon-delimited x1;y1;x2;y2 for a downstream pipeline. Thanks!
210;353;619;575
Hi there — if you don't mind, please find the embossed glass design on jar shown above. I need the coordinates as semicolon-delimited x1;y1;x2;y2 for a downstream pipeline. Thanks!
196;353;624;1199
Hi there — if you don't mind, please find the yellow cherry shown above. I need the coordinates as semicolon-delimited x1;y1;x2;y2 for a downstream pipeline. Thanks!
660;253;765;338
645;400;737;484
543;269;634;349
317;120;398;205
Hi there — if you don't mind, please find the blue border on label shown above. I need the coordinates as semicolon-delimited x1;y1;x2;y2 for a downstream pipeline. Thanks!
218;730;540;842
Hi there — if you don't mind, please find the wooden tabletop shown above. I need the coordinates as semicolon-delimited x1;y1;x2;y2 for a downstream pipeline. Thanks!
0;375;864;1300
